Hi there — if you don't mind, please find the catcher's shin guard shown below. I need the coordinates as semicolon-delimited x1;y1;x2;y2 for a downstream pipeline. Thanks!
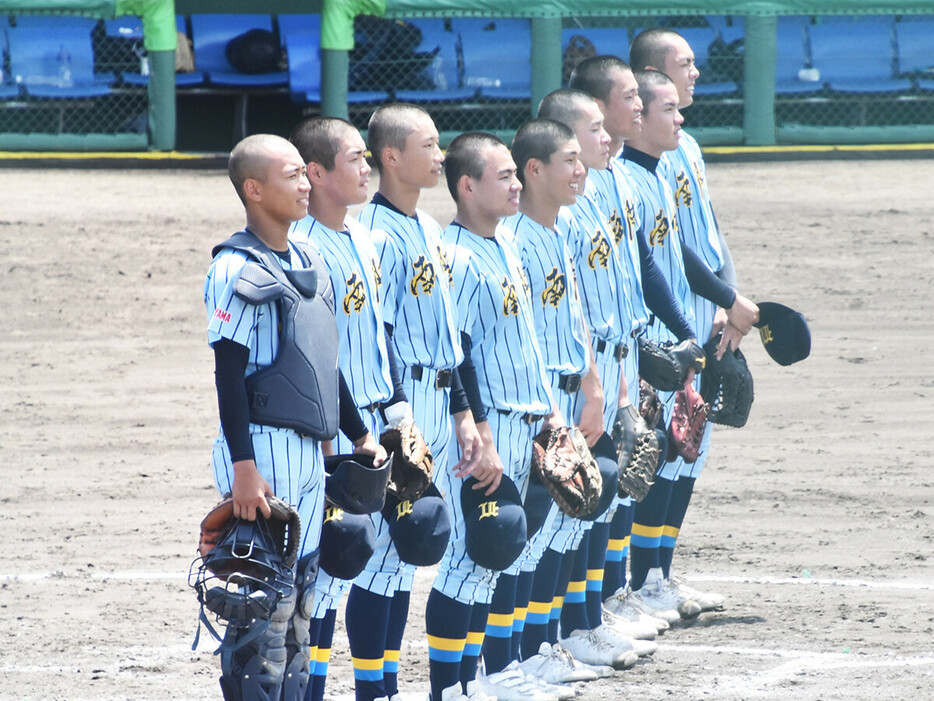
281;554;318;699
218;580;295;701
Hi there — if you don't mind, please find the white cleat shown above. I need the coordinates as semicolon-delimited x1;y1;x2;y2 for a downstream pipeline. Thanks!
558;628;639;670
464;680;496;701
603;586;671;633
591;624;658;657
519;641;599;683
602;605;658;640
669;575;726;612
476;660;559;701
630;568;684;624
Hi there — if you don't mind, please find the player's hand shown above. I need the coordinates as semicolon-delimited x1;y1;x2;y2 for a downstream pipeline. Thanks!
542;406;565;434
468;420;504;495
352;432;388;466
725;293;759;335
716;322;746;359
231;459;272;521
452;409;483;479
709;307;729;339
576;393;604;448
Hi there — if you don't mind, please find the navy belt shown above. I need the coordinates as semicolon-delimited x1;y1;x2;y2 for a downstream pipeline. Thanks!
496;409;546;425
557;373;582;394
361;401;382;413
409;365;452;389
595;339;629;362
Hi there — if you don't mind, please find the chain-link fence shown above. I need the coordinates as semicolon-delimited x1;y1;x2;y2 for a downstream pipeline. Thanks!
0;14;148;143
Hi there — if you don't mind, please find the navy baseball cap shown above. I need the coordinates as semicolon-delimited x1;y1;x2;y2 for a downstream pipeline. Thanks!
579;433;619;521
754;301;811;366
324;453;392;515
523;469;553;538
382;482;452;566
461;475;527;571
318;504;376;580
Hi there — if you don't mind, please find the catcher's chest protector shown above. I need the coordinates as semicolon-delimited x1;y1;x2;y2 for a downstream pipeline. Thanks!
214;231;340;440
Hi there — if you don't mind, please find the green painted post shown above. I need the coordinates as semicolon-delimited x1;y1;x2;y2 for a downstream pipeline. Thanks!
743;15;777;146
530;17;562;117
147;50;176;150
321;49;350;120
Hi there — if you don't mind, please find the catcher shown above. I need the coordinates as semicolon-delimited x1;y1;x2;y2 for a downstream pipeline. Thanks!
201;135;385;701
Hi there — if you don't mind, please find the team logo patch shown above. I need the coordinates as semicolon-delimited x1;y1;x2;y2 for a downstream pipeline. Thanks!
692;161;706;197
649;210;672;247
436;244;454;286
587;231;610;269
213;307;231;323
325;505;345;523
478;500;499;520
501;277;519;316
410;255;436;295
608;210;625;246
675;171;693;207
396;499;414;520
343;272;367;313
541;267;567;307
759;324;774;345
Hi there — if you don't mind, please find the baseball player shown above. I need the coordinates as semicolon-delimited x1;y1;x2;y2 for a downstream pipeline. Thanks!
630;27;758;613
287;115;418;701
203;134;384;700
349;103;483;701
534;90;663;660
618;69;757;623
568;56;696;630
427;131;564;701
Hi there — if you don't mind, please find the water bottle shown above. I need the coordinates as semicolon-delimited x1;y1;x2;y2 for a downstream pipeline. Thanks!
57;45;73;87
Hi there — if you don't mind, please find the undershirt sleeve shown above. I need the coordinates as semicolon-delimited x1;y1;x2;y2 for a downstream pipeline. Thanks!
213;337;254;463
456;332;489;423
682;245;737;310
637;229;695;341
339;371;368;442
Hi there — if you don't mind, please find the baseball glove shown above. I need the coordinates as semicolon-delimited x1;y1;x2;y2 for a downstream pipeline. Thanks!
638;337;706;392
612;405;662;502
638;379;664;430
198;494;302;569
531;426;602;518
701;335;754;428
380;423;434;502
667;372;710;464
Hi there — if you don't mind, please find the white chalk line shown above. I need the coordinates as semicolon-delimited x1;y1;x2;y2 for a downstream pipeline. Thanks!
2;570;933;593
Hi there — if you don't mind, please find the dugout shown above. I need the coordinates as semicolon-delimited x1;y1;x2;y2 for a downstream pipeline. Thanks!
2;0;934;151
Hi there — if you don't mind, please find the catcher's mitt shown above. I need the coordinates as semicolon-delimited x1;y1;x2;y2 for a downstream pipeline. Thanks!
198;494;302;568
380;423;433;502
612;405;662;502
667;372;710;463
531;426;602;518
638;337;706;392
638;378;664;430
701;335;754;428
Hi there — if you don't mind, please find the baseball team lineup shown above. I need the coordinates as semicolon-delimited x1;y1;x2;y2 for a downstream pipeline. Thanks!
194;26;811;701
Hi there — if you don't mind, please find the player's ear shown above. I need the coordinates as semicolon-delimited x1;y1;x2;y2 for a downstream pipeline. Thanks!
458;173;474;200
381;145;399;170
306;160;327;186
525;158;541;181
242;177;263;203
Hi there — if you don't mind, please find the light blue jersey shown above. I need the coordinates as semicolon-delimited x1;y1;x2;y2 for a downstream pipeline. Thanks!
205;242;325;559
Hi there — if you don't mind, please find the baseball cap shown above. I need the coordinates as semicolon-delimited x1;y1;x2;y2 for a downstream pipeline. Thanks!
523;468;553;538
754;301;811;366
324;453;392;515
318;504;376;580
383;482;452;566
461;475;527;571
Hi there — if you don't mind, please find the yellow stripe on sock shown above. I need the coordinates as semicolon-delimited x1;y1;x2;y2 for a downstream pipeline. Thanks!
427;635;466;652
514;606;528;622
316;647;332;663
551;595;565;611
528;600;551;615
566;580;586;594
352;657;384;671
308;646;318;662
607;538;625;551
466;631;485;646
662;525;680;539
384;649;400;663
631;523;664;539
486;612;514;627
587;568;604;581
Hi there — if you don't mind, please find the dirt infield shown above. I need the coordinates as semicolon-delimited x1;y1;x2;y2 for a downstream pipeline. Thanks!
1;159;932;700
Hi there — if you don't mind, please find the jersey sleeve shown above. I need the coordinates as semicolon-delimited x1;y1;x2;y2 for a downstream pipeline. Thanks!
448;244;482;342
205;250;257;348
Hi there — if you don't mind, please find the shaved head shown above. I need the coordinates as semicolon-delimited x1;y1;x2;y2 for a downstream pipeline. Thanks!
367;102;432;173
630;27;682;72
636;69;676;112
537;89;598;129
228;133;297;204
289;116;357;171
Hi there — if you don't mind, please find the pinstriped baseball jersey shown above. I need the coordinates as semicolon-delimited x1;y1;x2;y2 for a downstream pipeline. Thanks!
289;215;393;412
619;154;694;345
586;163;649;335
659;132;722;345
358;202;463;371
443;222;552;415
559;193;632;347
205;243;325;559
503;212;590;378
